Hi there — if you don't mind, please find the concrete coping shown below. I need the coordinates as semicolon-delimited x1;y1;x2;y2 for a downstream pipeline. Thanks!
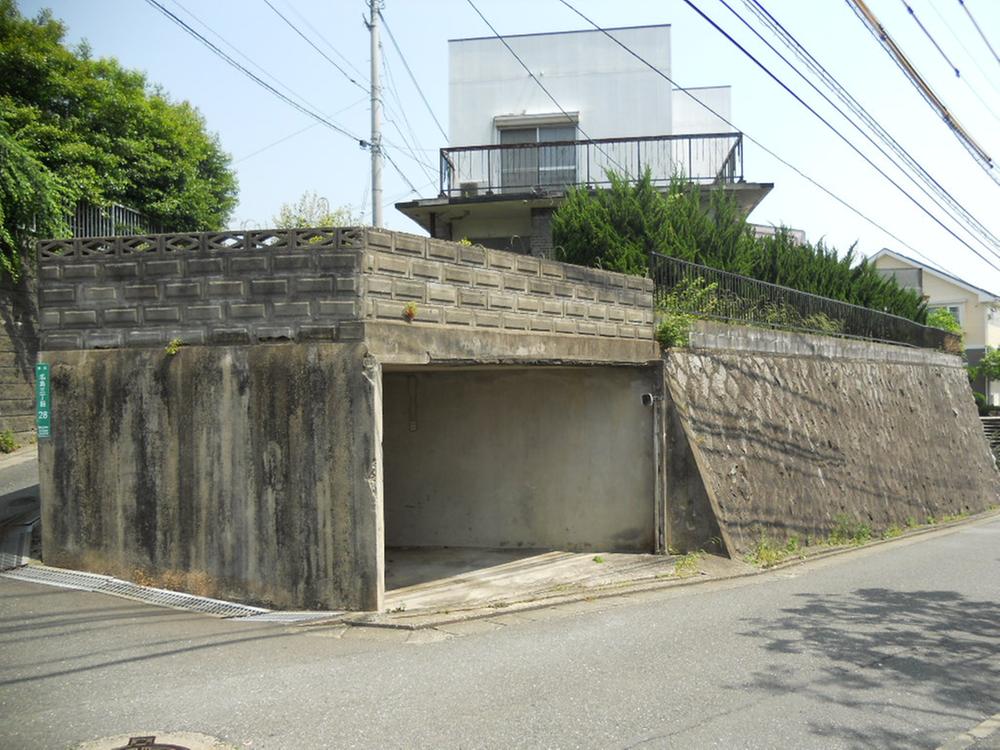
685;320;963;368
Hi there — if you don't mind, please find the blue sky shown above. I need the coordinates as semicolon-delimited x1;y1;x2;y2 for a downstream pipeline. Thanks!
20;0;1000;291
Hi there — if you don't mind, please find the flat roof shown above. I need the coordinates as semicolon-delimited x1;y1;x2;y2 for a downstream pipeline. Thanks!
450;23;670;44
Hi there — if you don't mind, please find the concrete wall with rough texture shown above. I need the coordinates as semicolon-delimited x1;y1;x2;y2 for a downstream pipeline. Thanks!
38;343;383;611
663;326;1000;555
383;367;656;552
0;274;38;444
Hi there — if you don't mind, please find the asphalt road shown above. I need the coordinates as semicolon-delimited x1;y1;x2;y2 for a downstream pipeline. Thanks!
0;516;998;750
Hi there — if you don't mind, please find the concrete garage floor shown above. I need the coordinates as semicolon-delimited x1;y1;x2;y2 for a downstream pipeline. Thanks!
383;547;702;614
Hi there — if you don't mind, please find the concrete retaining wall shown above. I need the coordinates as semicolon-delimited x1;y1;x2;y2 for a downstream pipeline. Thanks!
38;342;383;610
663;324;1000;555
383;367;656;552
0;274;38;444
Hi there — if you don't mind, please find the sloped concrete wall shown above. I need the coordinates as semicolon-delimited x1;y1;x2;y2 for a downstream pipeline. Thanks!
38;342;383;610
663;326;1000;556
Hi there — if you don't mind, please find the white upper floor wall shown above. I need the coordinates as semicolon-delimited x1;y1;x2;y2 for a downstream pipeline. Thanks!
446;26;737;192
449;25;733;147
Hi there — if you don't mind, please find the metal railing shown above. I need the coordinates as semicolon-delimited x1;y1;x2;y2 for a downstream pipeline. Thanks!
440;132;743;198
650;253;952;350
69;201;160;238
980;417;1000;463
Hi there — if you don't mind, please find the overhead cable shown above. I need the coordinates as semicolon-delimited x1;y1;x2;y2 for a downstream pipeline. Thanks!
465;0;627;174
554;0;973;273
687;0;1000;271
261;0;368;94
379;11;449;141
735;0;1000;257
845;0;998;183
957;0;1000;66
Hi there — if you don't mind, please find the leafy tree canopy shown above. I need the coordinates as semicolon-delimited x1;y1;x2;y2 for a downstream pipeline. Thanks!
271;191;359;229
552;169;927;322
0;0;238;278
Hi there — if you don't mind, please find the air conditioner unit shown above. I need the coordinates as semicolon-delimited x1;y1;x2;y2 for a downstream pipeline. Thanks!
460;181;480;198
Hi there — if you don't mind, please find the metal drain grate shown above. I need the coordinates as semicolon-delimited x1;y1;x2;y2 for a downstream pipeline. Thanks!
2;564;113;592
1;565;266;618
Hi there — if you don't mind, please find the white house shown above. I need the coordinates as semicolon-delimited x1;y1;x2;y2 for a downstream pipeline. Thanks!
873;248;1000;401
396;25;772;255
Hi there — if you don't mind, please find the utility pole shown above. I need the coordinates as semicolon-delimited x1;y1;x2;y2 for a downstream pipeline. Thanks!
369;0;384;228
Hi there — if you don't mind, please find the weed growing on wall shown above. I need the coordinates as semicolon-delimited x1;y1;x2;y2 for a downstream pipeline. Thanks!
673;551;702;577
655;277;718;347
827;514;873;546
164;338;183;356
0;429;17;453
745;534;803;567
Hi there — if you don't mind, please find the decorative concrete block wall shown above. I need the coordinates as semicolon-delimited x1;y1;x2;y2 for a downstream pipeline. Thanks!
362;229;653;338
36;229;366;350
36;228;654;351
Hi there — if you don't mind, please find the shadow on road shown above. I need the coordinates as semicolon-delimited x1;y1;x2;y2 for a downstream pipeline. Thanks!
737;587;1000;749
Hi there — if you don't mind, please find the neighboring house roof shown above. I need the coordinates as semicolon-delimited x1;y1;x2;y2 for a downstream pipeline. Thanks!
871;248;1000;302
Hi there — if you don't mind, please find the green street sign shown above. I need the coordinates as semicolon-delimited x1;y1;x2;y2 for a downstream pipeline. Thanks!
35;363;51;440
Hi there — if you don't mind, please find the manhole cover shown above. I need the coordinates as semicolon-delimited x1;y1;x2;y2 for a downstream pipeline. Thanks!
114;738;189;750
78;732;236;750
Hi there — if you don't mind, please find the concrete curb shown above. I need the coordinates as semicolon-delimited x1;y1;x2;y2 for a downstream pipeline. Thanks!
329;508;1000;631
937;711;1000;750
3;509;997;631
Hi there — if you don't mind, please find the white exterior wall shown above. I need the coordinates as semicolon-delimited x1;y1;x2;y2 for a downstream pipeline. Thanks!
671;86;734;134
449;26;673;147
671;86;735;182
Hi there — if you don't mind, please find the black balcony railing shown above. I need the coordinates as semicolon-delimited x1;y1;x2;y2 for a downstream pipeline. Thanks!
650;253;953;350
439;132;743;199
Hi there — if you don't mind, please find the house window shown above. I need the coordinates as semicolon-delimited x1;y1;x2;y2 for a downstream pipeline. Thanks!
877;267;922;293
928;304;962;325
499;124;577;193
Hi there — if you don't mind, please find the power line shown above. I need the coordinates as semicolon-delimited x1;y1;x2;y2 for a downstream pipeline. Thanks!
553;0;972;273
465;0;626;174
379;10;449;141
957;0;1000;67
845;0;999;185
145;0;364;143
381;54;437;184
899;0;960;77
686;0;1000;271
736;0;1000;256
168;0;325;117
898;0;1000;124
145;0;426;200
925;0;1000;99
261;0;368;94
234;95;369;163
274;0;370;83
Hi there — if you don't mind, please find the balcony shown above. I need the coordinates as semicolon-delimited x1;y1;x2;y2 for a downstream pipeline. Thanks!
439;132;743;199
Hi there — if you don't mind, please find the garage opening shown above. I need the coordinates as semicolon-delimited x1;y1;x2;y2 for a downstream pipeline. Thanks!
382;366;657;607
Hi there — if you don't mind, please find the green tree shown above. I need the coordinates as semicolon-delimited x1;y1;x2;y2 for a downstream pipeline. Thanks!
271;191;359;229
0;0;238;278
551;170;927;322
973;347;1000;382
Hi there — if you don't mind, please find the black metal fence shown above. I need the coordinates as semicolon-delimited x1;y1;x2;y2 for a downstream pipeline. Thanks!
440;133;742;198
650;253;953;350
